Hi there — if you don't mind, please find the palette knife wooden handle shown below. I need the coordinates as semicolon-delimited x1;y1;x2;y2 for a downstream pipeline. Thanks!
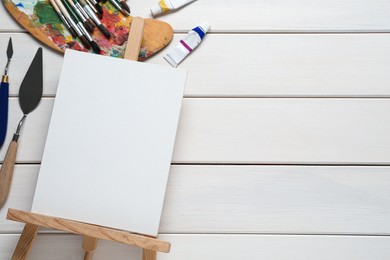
0;140;18;208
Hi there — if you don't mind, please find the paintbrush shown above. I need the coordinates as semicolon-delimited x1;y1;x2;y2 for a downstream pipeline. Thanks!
49;0;78;38
54;0;91;49
108;0;130;16
65;0;95;33
87;0;103;18
61;0;101;53
118;0;130;14
80;0;111;38
73;0;96;32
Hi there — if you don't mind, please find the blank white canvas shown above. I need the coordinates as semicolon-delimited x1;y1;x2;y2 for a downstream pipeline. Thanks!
31;49;187;236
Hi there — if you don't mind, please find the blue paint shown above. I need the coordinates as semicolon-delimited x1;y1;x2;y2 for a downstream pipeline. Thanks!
192;26;205;39
15;2;24;7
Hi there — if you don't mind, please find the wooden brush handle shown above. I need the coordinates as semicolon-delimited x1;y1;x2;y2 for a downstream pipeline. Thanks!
0;140;18;208
124;17;145;61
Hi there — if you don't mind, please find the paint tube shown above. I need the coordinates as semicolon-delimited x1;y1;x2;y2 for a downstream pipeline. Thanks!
150;0;197;16
164;22;210;68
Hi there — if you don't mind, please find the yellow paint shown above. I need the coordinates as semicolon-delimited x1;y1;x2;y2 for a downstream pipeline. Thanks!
158;0;170;12
66;36;72;43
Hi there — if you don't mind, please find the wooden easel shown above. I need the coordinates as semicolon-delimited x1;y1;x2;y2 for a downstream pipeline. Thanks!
7;209;170;260
6;17;171;260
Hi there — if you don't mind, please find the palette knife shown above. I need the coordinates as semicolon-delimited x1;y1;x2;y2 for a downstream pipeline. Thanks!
0;48;43;208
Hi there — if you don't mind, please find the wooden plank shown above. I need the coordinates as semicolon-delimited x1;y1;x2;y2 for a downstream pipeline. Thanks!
174;99;390;164
1;165;389;234
0;234;142;260
0;5;21;32
159;234;390;260
1;0;390;32
151;34;390;97
0;166;37;232
2;33;390;97
0;234;389;259
2;98;390;164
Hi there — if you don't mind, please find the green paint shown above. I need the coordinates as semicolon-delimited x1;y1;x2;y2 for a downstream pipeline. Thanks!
34;2;61;24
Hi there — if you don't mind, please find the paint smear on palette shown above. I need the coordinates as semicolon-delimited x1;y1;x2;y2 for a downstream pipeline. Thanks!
5;0;168;58
95;6;130;58
33;1;87;51
12;0;37;15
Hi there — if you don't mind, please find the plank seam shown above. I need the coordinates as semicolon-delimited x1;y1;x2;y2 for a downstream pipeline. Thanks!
0;232;389;237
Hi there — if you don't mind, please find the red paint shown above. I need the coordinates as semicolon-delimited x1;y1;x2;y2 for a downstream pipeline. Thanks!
87;8;131;53
44;24;66;46
41;24;87;52
101;9;121;31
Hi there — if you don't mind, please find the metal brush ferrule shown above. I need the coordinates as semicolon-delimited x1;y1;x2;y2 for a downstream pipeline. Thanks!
2;75;8;83
84;5;101;25
85;0;98;13
78;22;93;41
75;2;90;20
73;3;87;22
59;14;72;30
68;18;83;36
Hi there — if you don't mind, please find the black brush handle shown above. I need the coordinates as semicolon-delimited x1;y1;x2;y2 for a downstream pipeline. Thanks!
98;24;111;39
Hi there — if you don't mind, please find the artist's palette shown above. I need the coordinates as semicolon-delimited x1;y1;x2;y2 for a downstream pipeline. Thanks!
2;0;173;59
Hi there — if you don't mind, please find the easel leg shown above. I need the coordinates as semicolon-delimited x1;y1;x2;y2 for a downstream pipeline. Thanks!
142;249;157;260
12;224;39;260
82;236;98;260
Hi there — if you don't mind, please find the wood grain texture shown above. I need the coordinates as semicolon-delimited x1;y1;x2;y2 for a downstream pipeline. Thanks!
142;249;156;260
2;34;390;97
0;141;18;207
82;236;98;260
1;1;173;58
11;224;39;260
2;0;390;32
2;1;60;51
0;234;389;259
3;98;390;164
1;165;389;235
7;209;171;253
124;17;145;61
2;0;389;258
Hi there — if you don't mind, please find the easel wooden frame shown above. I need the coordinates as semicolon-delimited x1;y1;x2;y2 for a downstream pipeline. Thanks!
7;209;170;260
6;17;171;260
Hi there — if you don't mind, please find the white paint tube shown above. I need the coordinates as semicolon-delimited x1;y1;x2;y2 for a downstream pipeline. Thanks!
164;22;211;68
150;0;198;16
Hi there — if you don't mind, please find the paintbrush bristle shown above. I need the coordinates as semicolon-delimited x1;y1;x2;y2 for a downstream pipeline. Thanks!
95;3;103;17
68;27;78;38
98;24;111;39
79;35;91;49
120;0;130;14
87;18;96;28
84;21;95;33
90;41;101;54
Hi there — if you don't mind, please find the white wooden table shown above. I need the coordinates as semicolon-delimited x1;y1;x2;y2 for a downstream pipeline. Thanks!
1;1;390;259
